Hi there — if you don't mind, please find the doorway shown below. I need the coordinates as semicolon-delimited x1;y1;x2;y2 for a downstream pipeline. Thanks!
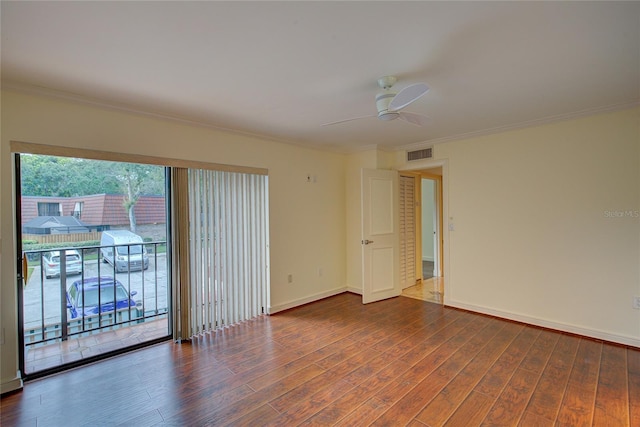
421;177;436;281
401;168;444;304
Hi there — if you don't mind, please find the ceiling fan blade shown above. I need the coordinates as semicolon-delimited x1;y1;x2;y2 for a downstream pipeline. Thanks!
398;111;430;127
388;83;429;111
321;114;376;127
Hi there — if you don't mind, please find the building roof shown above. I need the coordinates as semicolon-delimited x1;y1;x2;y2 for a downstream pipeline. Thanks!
22;215;90;234
21;194;166;226
23;215;87;228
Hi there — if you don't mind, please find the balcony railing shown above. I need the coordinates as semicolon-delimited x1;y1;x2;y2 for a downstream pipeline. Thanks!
22;242;169;347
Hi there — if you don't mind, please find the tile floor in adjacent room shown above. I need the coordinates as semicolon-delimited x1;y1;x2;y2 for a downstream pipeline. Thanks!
402;276;444;305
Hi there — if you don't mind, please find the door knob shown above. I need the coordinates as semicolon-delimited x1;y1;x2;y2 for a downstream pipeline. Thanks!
362;239;374;245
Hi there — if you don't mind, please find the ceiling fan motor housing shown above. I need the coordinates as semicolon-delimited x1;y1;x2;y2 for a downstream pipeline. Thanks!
376;91;400;120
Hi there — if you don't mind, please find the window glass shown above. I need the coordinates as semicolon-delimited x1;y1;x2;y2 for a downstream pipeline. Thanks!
116;245;143;255
79;286;129;306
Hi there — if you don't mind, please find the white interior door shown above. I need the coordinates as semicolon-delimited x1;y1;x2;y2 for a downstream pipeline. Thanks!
361;168;400;304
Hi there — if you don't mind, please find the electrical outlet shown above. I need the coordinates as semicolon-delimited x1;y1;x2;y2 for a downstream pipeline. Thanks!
318;267;323;277
287;274;293;284
633;296;640;310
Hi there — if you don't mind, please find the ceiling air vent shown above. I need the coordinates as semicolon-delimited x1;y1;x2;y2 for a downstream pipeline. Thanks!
407;148;432;161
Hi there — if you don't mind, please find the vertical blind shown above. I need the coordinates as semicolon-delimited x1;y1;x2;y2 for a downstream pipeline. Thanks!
186;169;270;337
171;168;191;341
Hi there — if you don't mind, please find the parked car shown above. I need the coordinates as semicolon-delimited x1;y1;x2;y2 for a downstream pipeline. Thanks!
66;276;142;319
42;250;83;279
100;230;149;273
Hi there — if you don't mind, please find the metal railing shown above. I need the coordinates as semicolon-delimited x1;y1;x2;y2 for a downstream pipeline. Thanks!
22;242;169;347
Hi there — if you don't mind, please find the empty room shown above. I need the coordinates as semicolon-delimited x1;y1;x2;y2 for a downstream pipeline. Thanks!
1;2;639;426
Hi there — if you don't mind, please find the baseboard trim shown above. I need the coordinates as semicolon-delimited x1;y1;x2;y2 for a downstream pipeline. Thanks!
271;290;639;348
269;286;349;314
1;373;24;395
345;286;362;295
446;300;640;348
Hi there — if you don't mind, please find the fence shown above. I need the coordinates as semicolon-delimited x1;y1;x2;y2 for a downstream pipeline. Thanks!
23;306;159;344
23;232;102;244
23;243;168;346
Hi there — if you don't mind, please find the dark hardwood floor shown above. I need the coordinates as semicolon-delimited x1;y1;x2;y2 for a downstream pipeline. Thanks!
2;292;639;426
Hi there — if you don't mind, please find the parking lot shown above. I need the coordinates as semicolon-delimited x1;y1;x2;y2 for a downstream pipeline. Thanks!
24;253;168;330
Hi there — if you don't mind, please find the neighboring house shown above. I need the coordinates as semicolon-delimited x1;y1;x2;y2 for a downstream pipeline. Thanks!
21;194;166;228
22;215;90;235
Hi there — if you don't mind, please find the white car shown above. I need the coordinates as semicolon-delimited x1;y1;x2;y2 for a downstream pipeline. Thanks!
43;250;83;278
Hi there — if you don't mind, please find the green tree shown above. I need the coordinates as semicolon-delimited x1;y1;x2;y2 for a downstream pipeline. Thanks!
20;155;73;196
65;159;121;195
20;154;164;199
115;163;165;233
20;155;122;196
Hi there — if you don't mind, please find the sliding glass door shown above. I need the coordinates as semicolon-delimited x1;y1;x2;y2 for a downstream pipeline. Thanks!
17;153;171;378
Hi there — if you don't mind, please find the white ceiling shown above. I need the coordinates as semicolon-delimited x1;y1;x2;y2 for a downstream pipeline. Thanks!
2;1;639;152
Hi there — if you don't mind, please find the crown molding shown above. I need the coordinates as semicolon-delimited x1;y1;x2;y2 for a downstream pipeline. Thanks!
397;100;640;153
5;80;637;157
1;80;350;155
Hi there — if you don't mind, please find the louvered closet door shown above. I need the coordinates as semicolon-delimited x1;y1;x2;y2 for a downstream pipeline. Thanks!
399;175;416;289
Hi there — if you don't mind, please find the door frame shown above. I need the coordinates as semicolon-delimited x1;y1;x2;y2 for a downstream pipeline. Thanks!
13;148;173;380
398;159;449;304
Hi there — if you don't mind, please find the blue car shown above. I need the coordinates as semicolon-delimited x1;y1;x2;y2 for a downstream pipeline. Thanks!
66;276;141;319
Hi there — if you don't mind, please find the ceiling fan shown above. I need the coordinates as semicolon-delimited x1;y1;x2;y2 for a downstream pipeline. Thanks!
323;75;430;127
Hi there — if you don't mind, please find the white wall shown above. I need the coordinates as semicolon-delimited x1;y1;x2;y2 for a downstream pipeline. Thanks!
421;179;435;262
0;90;347;393
396;107;640;346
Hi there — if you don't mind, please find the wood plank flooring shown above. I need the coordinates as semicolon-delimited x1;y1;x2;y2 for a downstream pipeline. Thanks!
2;292;639;426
